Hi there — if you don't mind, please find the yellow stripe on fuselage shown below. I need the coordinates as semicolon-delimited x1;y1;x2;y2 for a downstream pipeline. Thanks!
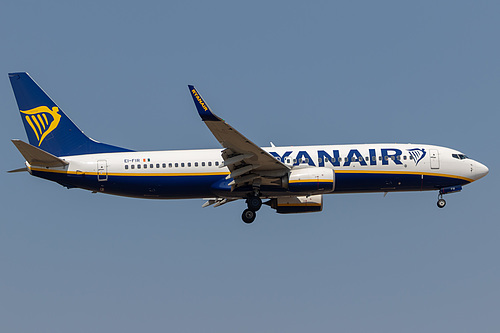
29;166;229;177
289;179;334;183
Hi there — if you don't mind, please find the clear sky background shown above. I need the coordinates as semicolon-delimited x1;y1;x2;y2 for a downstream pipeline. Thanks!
1;1;499;332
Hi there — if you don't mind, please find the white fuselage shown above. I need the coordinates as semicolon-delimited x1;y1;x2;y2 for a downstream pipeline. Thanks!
28;143;489;199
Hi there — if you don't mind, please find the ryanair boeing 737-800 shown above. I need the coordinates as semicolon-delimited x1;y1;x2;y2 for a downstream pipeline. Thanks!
8;72;489;223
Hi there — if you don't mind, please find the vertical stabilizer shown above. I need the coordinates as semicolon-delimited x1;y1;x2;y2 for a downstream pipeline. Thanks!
9;72;132;156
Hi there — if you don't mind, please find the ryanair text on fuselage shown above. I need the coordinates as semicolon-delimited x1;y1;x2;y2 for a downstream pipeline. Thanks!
269;147;426;167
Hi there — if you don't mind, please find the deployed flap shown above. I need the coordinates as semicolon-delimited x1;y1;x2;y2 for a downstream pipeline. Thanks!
11;139;69;167
188;85;289;187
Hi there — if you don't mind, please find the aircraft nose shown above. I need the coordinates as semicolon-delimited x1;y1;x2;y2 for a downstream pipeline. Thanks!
474;161;489;180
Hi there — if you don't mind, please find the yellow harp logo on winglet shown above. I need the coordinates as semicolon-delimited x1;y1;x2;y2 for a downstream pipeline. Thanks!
20;106;61;146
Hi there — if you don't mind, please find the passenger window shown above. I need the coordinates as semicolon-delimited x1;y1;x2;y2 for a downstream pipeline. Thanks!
403;156;407;160
215;161;219;166
168;163;172;168
208;162;212;166
175;163;178;167
150;164;154;168
162;163;166;168
379;156;382;161
332;157;336;162
137;164;141;169
125;165;129;170
143;164;147;168
409;155;413;160
287;159;291;163
365;157;368;161
181;163;185;167
397;156;401;161
131;165;135;169
202;162;205;166
195;162;198;167
293;159;297;164
372;156;376;161
188;162;191;167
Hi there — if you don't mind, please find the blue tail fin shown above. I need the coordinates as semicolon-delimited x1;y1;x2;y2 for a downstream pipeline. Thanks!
9;72;133;156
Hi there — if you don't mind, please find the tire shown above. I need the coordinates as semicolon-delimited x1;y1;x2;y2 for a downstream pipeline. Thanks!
242;209;256;224
437;198;446;208
246;196;262;211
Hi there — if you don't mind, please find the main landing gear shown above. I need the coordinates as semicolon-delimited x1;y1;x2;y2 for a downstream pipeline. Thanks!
242;195;262;224
437;197;446;208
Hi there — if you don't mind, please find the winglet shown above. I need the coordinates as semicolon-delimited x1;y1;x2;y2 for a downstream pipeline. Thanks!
188;85;221;121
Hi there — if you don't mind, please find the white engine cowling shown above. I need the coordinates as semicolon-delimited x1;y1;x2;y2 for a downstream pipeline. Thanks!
272;195;323;214
285;167;335;194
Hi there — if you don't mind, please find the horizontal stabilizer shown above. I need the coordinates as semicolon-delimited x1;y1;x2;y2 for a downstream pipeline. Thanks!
11;139;69;167
7;167;28;173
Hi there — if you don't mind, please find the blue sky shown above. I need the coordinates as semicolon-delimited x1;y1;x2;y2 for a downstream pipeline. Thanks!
1;1;499;332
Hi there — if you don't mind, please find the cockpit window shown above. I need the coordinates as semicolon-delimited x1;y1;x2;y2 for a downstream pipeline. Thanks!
452;153;469;160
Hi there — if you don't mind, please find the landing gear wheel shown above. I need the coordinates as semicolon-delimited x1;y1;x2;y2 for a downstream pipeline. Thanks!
437;198;446;208
242;209;256;224
246;196;262;211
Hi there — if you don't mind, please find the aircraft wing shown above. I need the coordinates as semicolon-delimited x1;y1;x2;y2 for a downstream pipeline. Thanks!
188;85;289;189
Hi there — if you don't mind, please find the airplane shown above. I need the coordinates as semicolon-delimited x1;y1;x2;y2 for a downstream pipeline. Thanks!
8;72;489;223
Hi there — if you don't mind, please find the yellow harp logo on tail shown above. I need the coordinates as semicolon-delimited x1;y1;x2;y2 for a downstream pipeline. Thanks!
20;106;61;146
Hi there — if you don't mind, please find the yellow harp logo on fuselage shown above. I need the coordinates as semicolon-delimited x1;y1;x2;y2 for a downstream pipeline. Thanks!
20;106;61;146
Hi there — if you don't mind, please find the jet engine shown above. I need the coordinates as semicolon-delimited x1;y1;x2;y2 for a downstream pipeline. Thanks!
283;167;335;194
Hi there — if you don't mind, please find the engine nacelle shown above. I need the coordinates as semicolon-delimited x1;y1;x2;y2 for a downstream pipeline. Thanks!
271;195;323;214
285;167;335;194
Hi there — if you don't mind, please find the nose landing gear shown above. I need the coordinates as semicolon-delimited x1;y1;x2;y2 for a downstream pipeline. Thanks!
436;186;462;208
241;195;262;224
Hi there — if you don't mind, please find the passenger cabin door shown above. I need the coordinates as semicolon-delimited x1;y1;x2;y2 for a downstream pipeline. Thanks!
97;160;108;181
430;149;440;169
